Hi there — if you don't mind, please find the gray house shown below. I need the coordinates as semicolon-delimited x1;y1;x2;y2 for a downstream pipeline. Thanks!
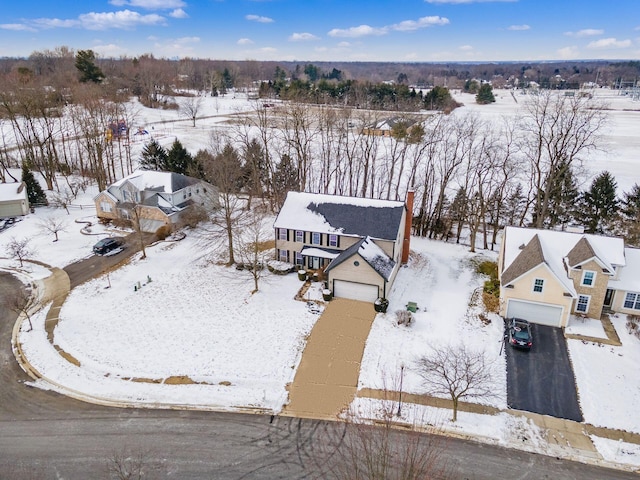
274;191;413;303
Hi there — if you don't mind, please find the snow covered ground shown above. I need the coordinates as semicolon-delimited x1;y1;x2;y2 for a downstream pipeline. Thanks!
1;88;640;468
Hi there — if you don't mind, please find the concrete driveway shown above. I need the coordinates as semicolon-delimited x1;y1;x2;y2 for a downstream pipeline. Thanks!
506;323;583;422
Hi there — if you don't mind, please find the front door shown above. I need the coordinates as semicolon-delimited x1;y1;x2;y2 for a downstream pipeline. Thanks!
312;256;320;269
603;288;614;308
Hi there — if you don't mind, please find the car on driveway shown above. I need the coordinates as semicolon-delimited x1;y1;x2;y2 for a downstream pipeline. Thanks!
93;236;126;256
507;318;533;350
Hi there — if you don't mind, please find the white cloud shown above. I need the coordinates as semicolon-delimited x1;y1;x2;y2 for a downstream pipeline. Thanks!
587;37;632;49
425;0;516;3
92;43;128;57
508;24;530;31
246;14;274;23
32;18;78;29
288;32;319;41
78;10;166;30
459;45;473;51
0;23;36;32
169;8;188;18
337;41;351;47
565;29;604;37
109;0;186;8
390;16;449;32
260;47;277;53
557;46;579;59
328;24;387;38
237;38;254;45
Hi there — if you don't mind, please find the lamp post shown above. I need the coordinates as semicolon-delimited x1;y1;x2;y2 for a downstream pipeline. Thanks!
397;363;405;417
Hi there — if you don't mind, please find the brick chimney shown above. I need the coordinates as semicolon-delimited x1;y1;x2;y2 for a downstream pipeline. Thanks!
401;190;414;264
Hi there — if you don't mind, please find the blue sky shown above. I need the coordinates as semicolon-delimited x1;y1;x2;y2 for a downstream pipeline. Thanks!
1;0;638;62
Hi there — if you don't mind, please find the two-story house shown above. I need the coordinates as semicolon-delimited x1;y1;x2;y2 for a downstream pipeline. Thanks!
94;170;219;233
274;191;413;303
498;226;640;327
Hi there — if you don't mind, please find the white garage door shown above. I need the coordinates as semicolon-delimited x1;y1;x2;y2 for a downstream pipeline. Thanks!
333;280;379;303
506;300;563;327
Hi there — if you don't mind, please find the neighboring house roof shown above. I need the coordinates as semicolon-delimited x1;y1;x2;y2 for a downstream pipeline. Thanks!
326;236;396;281
365;117;417;132
112;170;200;193
501;226;627;295
274;191;405;241
0;182;27;202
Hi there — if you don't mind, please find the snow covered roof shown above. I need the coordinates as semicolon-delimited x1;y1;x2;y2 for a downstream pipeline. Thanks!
274;191;405;241
501;226;626;294
299;247;340;259
326;236;396;281
608;248;640;292
112;170;200;194
0;182;26;202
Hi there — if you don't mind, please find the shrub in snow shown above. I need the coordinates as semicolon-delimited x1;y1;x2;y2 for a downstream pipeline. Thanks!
395;310;413;326
626;315;640;339
267;260;294;275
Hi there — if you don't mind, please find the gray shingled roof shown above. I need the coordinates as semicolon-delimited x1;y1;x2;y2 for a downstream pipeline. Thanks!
326;236;396;280
307;201;404;241
501;234;545;285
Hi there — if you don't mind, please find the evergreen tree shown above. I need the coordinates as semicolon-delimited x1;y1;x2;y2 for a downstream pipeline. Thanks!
75;50;105;84
577;171;619;234
166;139;193;175
139;139;168;171
21;164;47;206
272;154;299;209
423;86;460;113
619;183;640;246
475;83;496;104
531;160;579;229
503;184;527;227
463;79;479;94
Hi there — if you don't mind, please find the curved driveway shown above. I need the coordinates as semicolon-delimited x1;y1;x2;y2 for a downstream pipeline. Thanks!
0;271;638;478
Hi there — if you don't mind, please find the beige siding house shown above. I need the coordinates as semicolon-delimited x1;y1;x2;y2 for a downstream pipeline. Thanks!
94;170;218;233
273;191;413;303
0;182;30;218
499;226;640;328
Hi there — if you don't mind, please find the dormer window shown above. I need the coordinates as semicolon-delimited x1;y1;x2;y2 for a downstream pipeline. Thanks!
581;270;596;287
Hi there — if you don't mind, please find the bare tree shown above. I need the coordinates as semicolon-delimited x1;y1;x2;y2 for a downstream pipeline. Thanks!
416;344;497;422
39;215;68;242
6;284;38;331
179;94;203;127
521;91;608;228
6;237;34;267
235;210;272;293
49;187;76;214
106;446;162;480
315;402;451;480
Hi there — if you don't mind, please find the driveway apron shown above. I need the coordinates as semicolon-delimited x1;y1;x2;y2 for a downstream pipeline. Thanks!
283;298;376;419
506;324;583;422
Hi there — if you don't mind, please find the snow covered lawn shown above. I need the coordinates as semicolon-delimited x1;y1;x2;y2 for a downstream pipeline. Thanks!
568;314;640;433
16;232;321;411
359;237;507;409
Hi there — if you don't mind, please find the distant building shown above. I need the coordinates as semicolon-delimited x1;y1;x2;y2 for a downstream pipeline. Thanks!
0;182;30;219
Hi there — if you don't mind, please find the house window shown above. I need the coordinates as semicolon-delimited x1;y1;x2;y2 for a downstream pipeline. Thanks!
100;201;112;213
533;278;544;293
279;249;288;262
295;230;304;243
295;251;303;265
576;295;590;313
623;292;640;310
312;232;321;245
278;228;288;241
329;234;338;247
582;270;596;286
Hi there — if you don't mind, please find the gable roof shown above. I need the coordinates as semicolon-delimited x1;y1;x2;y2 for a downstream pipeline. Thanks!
609;248;640;292
326;236;396;281
0;182;27;202
274;191;405;241
501;226;626;294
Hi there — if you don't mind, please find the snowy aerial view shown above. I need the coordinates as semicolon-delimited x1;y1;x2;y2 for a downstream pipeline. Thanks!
1;79;640;479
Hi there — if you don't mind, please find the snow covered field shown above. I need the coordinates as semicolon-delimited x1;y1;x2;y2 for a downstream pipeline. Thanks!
1;88;640;467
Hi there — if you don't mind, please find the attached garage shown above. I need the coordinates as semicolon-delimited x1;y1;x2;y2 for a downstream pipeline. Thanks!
333;280;379;303
506;299;563;328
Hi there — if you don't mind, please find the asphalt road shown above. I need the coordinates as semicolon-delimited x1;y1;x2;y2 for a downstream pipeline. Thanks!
506;322;583;421
1;271;637;479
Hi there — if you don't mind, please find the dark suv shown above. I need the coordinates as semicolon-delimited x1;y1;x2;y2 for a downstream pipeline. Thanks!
507;318;533;350
93;237;125;255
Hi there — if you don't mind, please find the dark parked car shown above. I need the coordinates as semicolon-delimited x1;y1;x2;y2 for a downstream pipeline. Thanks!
507;318;533;350
93;237;125;255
